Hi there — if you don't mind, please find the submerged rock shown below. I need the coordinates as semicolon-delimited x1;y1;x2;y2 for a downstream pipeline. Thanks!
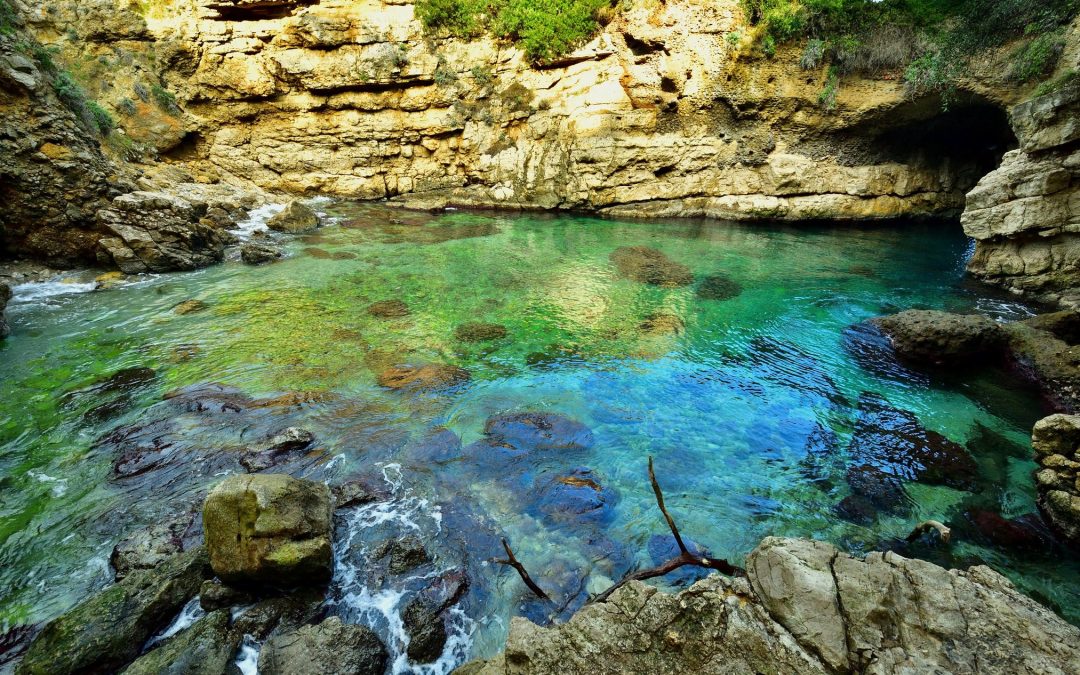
241;241;282;265
532;468;617;526
240;427;317;472
462;537;1080;675
964;509;1058;553
374;535;431;575
267;201;319;234
173;299;207;315
696;274;742;301
875;309;1006;367
203;474;333;587
609;246;693;287
16;547;209;675
1004;319;1080;412
455;322;508;342
367;299;410;318
111;511;197;581
258;616;388;675
483;412;594;453
638;312;684;336
376;363;470;391
119;610;236;675
1032;414;1080;544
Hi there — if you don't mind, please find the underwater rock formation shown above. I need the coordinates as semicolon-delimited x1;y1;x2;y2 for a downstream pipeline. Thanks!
240;240;282;265
875;309;1006;367
0;282;10;338
461;537;1080;675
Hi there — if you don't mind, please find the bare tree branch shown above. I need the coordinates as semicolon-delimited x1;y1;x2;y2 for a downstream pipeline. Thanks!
650;456;688;556
493;538;552;602
906;519;951;544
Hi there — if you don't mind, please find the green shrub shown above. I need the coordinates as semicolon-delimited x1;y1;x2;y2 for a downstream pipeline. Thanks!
150;83;180;115
0;0;18;36
800;38;825;69
87;101;115;135
1008;30;1066;83
818;65;839;110
1033;69;1079;98
470;65;494;86
118;98;138;116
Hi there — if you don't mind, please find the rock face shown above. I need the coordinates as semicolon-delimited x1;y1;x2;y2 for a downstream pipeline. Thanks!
1032;414;1080;543
1005;316;1080;412
876;309;1006;366
95;192;234;273
462;537;1080;675
16;547;210;675
963;75;1080;308
258;616;388;675
266;200;319;234
202;474;333;587
0;282;11;338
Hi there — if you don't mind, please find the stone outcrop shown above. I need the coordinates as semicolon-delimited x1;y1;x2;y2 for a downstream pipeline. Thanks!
962;29;1080;308
1005;314;1080;412
462;537;1080;675
0;281;11;338
266;200;319;234
258;616;389;675
875;309;1006;366
240;240;282;264
119;610;237;675
1032;414;1080;544
16;547;210;675
202;474;333;587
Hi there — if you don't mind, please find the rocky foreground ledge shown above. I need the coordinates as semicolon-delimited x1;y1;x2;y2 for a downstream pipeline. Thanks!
463;537;1080;675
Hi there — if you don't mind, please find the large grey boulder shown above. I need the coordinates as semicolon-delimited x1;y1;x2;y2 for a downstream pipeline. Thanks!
266;200;319;234
119;610;237;675
258;616;388;675
16;547;210;675
202;474;333;587
875;309;1006;366
95;192;233;273
462;537;1080;675
1033;414;1080;543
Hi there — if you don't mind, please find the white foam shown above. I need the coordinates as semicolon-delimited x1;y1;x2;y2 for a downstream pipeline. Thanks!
234;203;285;240
10;280;98;304
146;597;205;648
233;635;261;675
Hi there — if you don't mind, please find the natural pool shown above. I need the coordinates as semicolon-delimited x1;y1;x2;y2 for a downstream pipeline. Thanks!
1;203;1077;672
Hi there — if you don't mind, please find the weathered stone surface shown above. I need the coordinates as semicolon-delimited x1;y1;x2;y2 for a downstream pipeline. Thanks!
1004;320;1080;412
266;201;319;234
367;299;410;318
111;512;196;581
1032;414;1080;544
463;537;1080;675
202;474;333;587
374;535;431;575
609;246;693;287
240;240;282;264
199;579;255;611
16;547;210;675
240;426;316;472
119;610;237;675
258;616;388;675
95;192;232;274
0;282;11;338
876;309;1006;366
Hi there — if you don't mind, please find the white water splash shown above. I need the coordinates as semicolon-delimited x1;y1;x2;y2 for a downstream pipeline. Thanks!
233;635;261;675
234;203;285;240
146;597;205;648
10;279;98;304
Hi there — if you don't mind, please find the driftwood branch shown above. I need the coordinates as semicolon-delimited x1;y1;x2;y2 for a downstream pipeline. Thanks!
906;519;951;544
592;456;743;604
494;538;552;602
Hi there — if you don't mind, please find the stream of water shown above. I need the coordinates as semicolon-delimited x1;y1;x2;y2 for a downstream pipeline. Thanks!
1;203;1075;670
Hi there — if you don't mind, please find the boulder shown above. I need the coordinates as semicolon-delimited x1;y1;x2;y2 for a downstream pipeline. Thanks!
1032;414;1080;543
258;616;388;675
111;512;196;580
202;474;333;587
461;537;1080;675
266;201;319;234
1004;320;1080;412
455;322;508;342
16;547;210;675
240;241;282;265
609;246;693;287
240;427;316;473
199;580;255;611
376;363;470;391
482;411;595;453
875;309;1006;366
0;282;11;338
403;570;469;664
119;610;237;675
95;192;232;274
374;535;430;575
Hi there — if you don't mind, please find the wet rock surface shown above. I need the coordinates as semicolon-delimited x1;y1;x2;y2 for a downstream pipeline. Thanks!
462;537;1080;675
609;246;694;287
696;274;742;300
374;535;431;575
266;201;319;234
119;610;236;675
455;322;508;342
0;282;10;338
240;427;317;473
111;511;198;581
1005;318;1080;412
376;363;471;391
481;412;595;453
258;616;388;675
240;241;282;265
15;547;210;675
876;309;1006;366
203;474;333;587
1032;414;1080;544
366;299;410;318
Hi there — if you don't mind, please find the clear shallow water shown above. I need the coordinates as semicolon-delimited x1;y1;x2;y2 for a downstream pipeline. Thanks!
0;204;1075;669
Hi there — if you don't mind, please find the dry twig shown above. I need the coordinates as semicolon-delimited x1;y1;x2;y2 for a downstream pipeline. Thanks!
494;538;552;602
906;519;952;544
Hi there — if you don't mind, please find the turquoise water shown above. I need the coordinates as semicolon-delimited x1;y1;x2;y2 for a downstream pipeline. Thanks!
0;204;1074;669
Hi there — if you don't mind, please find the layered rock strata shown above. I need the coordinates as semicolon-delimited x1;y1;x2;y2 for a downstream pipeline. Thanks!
1032;414;1080;544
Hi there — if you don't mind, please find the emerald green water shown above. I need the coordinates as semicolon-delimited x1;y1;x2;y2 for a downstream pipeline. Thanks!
1;204;1075;668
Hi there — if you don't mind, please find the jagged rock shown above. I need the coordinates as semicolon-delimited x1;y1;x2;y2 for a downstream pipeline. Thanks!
202;474;333;587
367;299;410;318
111;512;196;580
462;537;1080;675
266;201;319;234
609;246;694;287
875;309;1006;366
240;241;282;264
15;547;210;675
240;427;316;472
0;282;11;338
403;570;468;664
119;610;237;675
1032;414;1080;543
1004;319;1080;412
376;363;470;391
258;616;388;675
199;580;255;611
95;192;231;274
455;322;508;342
229;589;327;641
331;477;386;509
374;535;431;575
